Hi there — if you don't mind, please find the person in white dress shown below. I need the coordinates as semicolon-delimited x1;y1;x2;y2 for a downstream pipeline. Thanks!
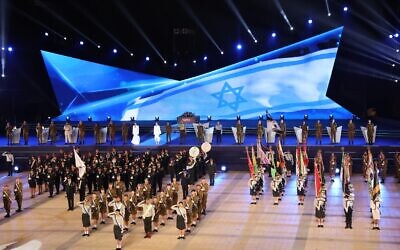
131;123;140;145
154;122;161;145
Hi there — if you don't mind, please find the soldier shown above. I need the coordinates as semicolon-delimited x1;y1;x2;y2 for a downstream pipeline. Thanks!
115;175;126;199
348;119;355;145
14;177;23;212
99;189;107;224
121;122;129;145
257;120;264;143
65;175;76;211
378;151;388;183
236;119;244;144
91;193;100;230
165;122;172;144
329;153;336;182
46;168;55;198
279;119;286;144
94;123;100;144
207;158;216;186
2;151;14;176
315;120;323;144
172;202;188;240
108;121;116;145
21;121;29;145
215;121;222;144
301;121;308;144
367;120;375;145
2;185;12;218
78;121;85;145
5;122;13;145
63;121;72;144
344;193;354;229
49;121;57;144
178;120;186;144
200;178;209;215
78;176;87;202
137;198;155;239
36;122;43;144
330;119;337;144
197;124;204;144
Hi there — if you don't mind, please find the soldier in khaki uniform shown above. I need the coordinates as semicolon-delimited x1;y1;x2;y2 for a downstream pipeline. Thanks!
197;124;204;144
49;121;57;144
367;120;374;145
179;120;186;144
78;121;85;145
165;122;172;144
279;119;286;144
121;123;129;145
3;184;12;218
21;121;29;145
5;122;13;145
257;120;264;143
348;120;355;145
236;120;244;144
315;120;323;144
200;178;209;215
14;177;23;212
36;122;43;144
330;119;337;144
301;121;308;144
108;121;116;145
94;123;100;144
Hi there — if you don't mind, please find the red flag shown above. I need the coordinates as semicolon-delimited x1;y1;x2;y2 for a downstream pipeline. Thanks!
314;162;321;197
302;145;309;167
246;147;254;175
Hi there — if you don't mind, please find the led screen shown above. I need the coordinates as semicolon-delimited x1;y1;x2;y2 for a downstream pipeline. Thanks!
42;27;351;121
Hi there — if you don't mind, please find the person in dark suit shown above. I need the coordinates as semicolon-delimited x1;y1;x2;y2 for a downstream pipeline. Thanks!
207;158;216;186
165;122;172;144
65;175;76;211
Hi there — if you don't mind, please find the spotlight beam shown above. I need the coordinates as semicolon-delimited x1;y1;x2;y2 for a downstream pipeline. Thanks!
324;0;331;16
178;0;224;53
114;0;165;62
1;0;7;77
69;2;131;53
36;0;98;46
225;0;258;42
273;0;294;30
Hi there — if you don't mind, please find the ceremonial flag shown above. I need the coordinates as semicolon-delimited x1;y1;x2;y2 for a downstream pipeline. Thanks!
246;147;254;175
302;144;309;167
251;146;258;173
74;148;86;178
295;146;301;176
257;141;270;165
371;166;380;201
340;150;346;193
314;162;321;197
277;140;285;169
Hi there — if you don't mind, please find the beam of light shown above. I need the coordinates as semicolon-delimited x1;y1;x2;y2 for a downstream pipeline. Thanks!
1;0;7;78
69;1;132;54
273;0;294;30
225;0;258;43
114;0;166;62
35;0;98;46
178;0;224;54
325;0;331;16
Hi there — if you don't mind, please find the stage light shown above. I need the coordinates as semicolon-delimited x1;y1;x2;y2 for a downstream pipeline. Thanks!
64;37;67;40
1;74;5;78
66;116;70;122
113;49;118;53
80;41;84;45
1;47;4;51
14;166;19;172
329;114;334;120
163;60;167;64
389;34;393;38
280;114;284;120
328;13;331;17
193;60;197;64
395;79;398;83
88;116;92;122
207;115;212;121
203;56;208;61
7;47;13;52
173;63;177;67
335;168;340;174
47;116;51;121
236;43;242;50
97;45;101;49
395;33;399;38
130;53;133;56
396;49;399;53
45;32;49;36
220;51;224;55
107;116;111;121
343;6;348;12
254;39;258;43
271;32;276;38
290;26;294;31
308;19;313;24
221;165;227;172
145;56;150;61
304;114;309;120
392;64;395;67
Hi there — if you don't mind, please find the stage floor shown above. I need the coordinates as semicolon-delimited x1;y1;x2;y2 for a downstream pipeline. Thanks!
0;172;399;249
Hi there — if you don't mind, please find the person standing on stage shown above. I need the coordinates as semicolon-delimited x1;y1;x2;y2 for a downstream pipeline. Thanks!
109;209;124;250
329;153;337;182
378;151;388;183
343;193;354;229
165;122;172;144
78;121;85;145
301;121;308;144
315;120;323;145
2;185;12;218
215;121;222;144
65;175;75;211
108;121;116;145
330;119;337;144
257;120;264;143
63;121;72;144
367;120;375;145
121;122;129;145
5;122;13;145
236;119;244;144
315;196;325;228
207;158;216;186
14;177;23;212
172;202;188;240
36;122;43;144
94;123;100;144
137;198;155;239
178;120;186;144
46;168;55;198
49;121;57;144
154;122;161;145
348;119;355;145
279;119;286;144
78;198;92;237
28;170;37;198
197;123;204;144
2;151;14;176
21;121;29;145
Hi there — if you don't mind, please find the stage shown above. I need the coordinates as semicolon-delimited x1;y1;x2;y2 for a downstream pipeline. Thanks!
0;172;399;249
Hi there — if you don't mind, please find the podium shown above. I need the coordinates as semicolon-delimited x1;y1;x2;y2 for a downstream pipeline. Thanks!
231;127;246;144
12;128;21;144
263;127;276;144
293;127;303;143
193;123;214;143
42;127;49;143
99;127;107;144
70;127;79;144
326;126;342;144
361;126;377;144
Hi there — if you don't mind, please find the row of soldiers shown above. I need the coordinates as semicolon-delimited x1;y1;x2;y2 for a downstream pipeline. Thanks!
2;177;23;218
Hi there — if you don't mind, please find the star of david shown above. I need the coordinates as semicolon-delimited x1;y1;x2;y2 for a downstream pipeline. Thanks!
211;82;247;111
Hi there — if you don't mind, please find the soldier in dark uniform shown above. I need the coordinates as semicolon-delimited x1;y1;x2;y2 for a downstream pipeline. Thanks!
94;123;100;144
36;122;43;144
207;158;216;186
65;175;76;211
49;121;57;144
95;168;105;192
367;120;374;145
108;121;116;145
21;121;29;145
14;177;23;212
197;124;204;144
179;120;186;144
5;122;13;145
165;122;172;144
121;122;129;145
330;119;337;144
78;176;87;201
54;165;61;195
236;119;244;144
344;193;354;229
315;120;323;145
301;121;308;144
46;168;55;198
279;119;286;144
348;119;355;145
78;121;85;145
2;185;12;218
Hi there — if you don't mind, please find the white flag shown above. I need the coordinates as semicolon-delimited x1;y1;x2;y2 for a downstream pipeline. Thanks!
74;148;86;178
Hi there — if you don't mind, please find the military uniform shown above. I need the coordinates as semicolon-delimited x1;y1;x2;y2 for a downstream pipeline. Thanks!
367;122;374;145
78;122;85;145
21;122;29;145
197;124;204;144
179;122;186;144
49;122;57;144
257;122;264;143
348;121;355;144
315;121;323;144
301;123;308;144
279;120;286;144
5;123;13;145
165;123;172;144
14;181;23;212
236;121;244;144
108;122;116;145
121;123;129;144
3;186;12;217
94;123;100;144
330;121;337;144
36;123;43;144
